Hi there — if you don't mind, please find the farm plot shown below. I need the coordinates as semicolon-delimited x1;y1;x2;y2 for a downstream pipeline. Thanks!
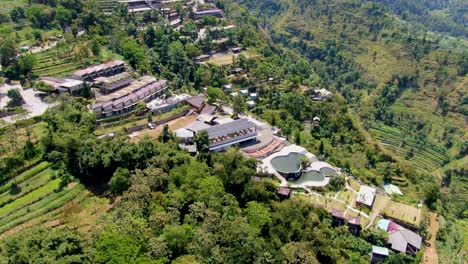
0;122;46;160
382;200;422;227
32;51;85;78
0;161;50;191
0;0;27;15
0;164;88;236
96;0;119;13
370;124;449;172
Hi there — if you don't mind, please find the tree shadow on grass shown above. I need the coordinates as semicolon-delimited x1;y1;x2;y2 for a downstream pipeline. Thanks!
9;183;21;195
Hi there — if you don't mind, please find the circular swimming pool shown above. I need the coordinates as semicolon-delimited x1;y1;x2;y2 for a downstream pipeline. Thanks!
270;152;307;179
301;169;325;182
319;167;337;177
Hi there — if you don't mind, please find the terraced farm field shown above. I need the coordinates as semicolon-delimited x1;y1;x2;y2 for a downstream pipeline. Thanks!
32;48;86;78
0;163;90;236
370;124;449;172
0;0;27;15
96;0;118;13
0;122;46;159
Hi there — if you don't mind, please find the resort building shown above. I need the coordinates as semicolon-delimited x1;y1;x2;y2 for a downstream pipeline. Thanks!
194;8;224;19
201;119;258;151
39;77;84;94
93;73;134;94
371;246;389;263
347;216;361;236
92;76;168;118
117;0;163;13
186;95;205;111
356;185;376;208
174;128;195;143
186;121;211;133
277;187;292;200
147;93;192;114
331;209;346;227
193;54;211;63
73;60;126;81
388;229;422;255
201;104;216;115
330;209;361;236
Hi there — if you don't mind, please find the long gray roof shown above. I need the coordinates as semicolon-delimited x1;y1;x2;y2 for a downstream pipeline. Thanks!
203;119;256;139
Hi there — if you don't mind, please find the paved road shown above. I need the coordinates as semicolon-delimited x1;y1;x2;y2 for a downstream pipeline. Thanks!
0;85;55;124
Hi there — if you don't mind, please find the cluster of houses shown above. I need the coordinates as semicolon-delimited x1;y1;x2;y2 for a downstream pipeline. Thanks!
345;185;423;263
223;83;257;108
116;0;224;29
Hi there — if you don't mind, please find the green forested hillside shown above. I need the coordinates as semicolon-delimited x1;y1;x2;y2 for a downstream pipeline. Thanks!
370;0;467;37
231;0;467;175
0;0;465;263
229;0;467;262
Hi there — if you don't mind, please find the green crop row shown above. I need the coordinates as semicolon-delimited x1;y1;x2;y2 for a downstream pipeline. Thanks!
0;178;62;217
34;63;83;77
0;184;85;234
371;125;448;165
0;184;76;228
0;162;51;193
32;58;76;70
371;124;448;159
0;168;53;208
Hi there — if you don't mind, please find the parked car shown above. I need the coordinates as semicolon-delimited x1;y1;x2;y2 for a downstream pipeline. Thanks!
148;123;156;129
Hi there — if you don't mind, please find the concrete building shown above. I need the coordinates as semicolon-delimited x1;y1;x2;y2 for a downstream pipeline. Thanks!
117;0;163;13
39;77;84;94
194;8;224;19
186;95;205;110
193;54;211;63
371;246;389;263
73;60;126;81
356;185;376;208
201;119;257;151
92;76;168;118
388;229;422;255
93;73;134;94
147;93;191;114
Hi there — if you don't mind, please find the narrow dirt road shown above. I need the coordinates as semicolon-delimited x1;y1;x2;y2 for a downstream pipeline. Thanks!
423;212;439;264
